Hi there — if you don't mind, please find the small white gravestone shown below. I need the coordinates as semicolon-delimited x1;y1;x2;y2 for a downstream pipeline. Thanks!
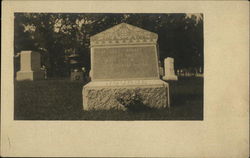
16;51;44;81
163;57;178;81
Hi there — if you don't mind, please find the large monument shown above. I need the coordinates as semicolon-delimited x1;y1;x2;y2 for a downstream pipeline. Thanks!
82;23;170;110
16;51;44;81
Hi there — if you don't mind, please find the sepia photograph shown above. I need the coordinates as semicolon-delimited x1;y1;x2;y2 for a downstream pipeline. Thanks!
1;1;248;157
14;13;204;120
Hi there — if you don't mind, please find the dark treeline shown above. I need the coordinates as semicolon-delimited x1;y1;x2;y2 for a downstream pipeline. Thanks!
14;13;203;78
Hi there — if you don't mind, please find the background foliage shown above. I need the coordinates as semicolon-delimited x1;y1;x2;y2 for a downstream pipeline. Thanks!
14;13;203;78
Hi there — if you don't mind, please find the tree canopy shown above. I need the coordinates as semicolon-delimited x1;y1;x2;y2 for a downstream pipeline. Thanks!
14;13;203;77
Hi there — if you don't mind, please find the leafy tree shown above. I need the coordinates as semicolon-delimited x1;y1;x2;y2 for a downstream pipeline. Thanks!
14;13;203;77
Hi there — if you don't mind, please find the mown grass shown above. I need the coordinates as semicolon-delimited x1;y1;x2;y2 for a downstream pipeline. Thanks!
14;77;203;120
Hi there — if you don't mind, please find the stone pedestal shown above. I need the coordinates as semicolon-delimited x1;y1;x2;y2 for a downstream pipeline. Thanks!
16;51;44;81
83;79;169;111
163;57;178;81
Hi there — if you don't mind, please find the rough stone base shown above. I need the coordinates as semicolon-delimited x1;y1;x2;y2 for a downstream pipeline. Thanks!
163;75;178;81
16;71;45;81
82;79;169;111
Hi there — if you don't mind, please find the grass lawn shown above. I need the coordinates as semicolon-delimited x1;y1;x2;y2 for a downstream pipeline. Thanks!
14;77;203;120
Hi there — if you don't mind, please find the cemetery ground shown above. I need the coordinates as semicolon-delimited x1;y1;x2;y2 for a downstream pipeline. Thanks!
14;77;203;120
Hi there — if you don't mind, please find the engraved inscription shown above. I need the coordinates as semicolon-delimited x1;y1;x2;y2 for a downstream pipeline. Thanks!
92;46;159;80
104;80;148;86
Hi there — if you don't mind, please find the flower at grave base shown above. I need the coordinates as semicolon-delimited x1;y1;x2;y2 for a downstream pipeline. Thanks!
115;90;143;110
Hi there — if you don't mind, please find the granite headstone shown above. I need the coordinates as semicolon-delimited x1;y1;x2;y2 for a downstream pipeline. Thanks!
83;23;170;110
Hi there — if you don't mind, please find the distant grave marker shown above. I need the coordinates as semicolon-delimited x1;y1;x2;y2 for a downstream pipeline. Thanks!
16;51;44;81
69;54;84;81
163;57;178;81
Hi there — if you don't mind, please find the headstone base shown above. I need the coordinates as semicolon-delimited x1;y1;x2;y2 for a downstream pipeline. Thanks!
82;79;170;111
16;71;44;81
163;75;178;81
